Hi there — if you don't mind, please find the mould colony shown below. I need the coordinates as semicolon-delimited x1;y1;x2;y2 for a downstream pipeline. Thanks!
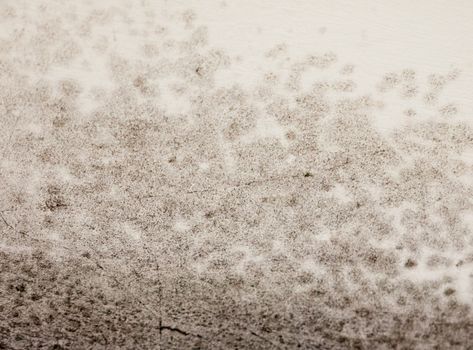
0;2;472;349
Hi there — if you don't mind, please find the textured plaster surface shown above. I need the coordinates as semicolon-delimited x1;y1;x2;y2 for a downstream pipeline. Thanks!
1;1;473;349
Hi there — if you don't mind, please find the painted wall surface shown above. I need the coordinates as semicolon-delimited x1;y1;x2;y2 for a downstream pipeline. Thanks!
1;1;473;348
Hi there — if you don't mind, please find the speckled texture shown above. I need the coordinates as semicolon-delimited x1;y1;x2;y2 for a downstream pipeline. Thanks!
1;1;473;349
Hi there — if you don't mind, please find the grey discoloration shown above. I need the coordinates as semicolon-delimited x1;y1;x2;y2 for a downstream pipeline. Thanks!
1;1;473;349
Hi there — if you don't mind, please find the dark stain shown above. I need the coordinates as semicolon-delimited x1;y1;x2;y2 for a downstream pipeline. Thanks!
404;259;417;268
444;288;456;296
44;186;67;211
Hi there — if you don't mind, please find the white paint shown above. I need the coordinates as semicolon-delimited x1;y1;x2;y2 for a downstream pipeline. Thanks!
173;218;191;233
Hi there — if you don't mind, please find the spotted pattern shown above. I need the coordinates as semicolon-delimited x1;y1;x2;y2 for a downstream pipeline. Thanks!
1;1;473;349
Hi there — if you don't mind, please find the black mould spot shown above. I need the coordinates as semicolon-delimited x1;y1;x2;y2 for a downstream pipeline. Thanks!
405;259;417;268
444;288;456;296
